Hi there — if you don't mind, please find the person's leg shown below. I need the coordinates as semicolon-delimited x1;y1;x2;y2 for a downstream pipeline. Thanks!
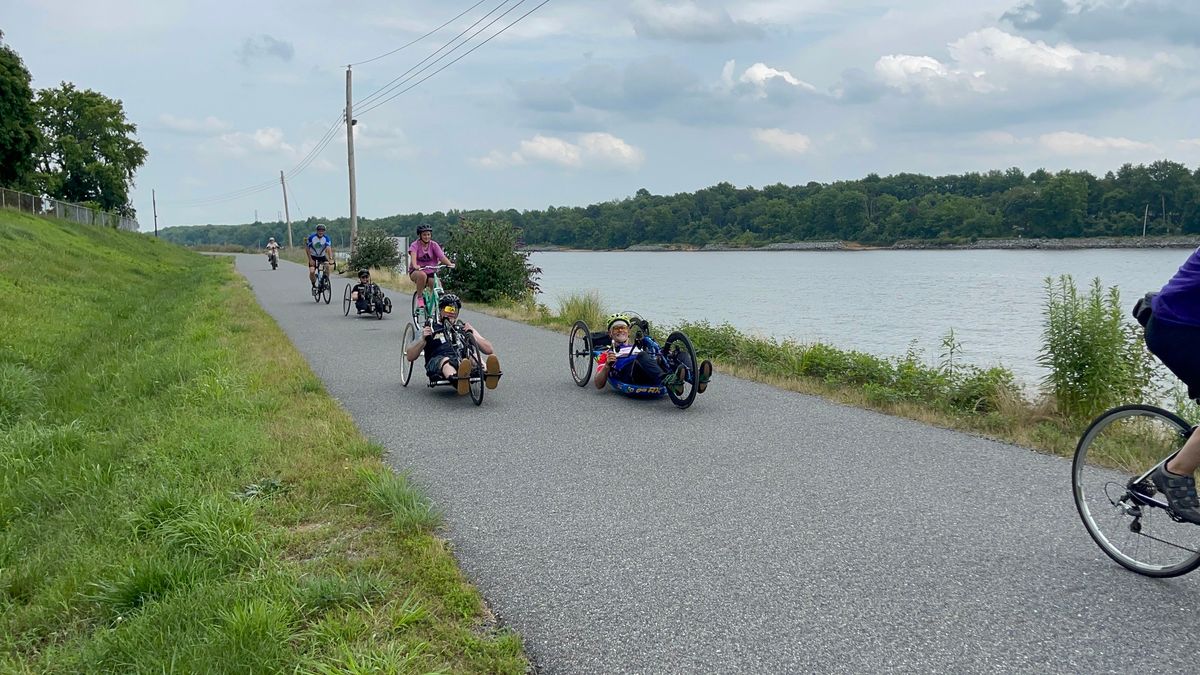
308;262;316;286
630;351;664;385
410;271;428;304
697;360;714;394
1146;317;1200;474
485;353;501;389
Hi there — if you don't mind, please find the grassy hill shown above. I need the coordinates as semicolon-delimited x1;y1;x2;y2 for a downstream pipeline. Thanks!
0;211;524;672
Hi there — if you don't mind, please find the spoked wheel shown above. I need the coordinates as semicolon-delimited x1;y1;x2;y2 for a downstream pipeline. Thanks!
411;291;429;329
1073;404;1200;577
312;281;320;303
400;323;416;387
569;321;593;387
464;339;485;406
662;331;699;409
342;284;352;316
322;280;332;304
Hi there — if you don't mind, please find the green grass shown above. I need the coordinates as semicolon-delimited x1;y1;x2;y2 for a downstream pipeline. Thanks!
0;210;526;673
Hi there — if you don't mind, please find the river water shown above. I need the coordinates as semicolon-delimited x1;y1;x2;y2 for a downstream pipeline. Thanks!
529;248;1195;389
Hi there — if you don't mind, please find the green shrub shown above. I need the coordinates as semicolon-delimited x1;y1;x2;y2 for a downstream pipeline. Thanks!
347;229;402;272
444;218;540;303
1038;275;1155;419
557;291;607;329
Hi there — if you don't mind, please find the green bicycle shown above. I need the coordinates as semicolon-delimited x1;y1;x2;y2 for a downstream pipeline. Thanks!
411;264;449;328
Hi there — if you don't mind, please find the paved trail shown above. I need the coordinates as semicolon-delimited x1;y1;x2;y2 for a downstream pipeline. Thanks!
237;255;1199;673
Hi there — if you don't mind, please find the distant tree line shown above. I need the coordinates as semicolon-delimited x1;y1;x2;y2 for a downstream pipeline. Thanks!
0;30;146;216
162;160;1200;249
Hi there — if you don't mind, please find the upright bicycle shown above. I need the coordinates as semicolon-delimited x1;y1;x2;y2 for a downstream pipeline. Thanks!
411;264;449;328
1073;402;1200;577
311;262;331;304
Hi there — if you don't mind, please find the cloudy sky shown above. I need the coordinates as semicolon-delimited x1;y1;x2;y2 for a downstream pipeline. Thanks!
6;0;1200;230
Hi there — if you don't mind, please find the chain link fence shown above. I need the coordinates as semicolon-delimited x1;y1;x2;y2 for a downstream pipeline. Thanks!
0;186;140;232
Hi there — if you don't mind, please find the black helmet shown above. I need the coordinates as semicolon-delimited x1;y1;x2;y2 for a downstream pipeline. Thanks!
357;268;370;278
439;293;461;310
416;224;432;234
316;224;326;231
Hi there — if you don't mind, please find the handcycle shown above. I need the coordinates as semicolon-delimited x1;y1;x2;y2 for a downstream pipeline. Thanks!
343;282;392;320
401;318;501;406
310;260;332;304
410;264;449;328
568;312;701;409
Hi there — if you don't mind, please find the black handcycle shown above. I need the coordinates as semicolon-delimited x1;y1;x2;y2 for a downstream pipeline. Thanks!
343;282;391;320
401;319;499;406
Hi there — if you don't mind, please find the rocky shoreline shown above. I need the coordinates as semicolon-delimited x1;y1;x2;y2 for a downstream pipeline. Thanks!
524;236;1200;253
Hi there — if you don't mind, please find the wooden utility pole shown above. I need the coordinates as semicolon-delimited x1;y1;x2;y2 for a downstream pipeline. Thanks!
1162;194;1168;234
1143;204;1149;237
280;170;293;249
345;65;359;255
152;189;158;237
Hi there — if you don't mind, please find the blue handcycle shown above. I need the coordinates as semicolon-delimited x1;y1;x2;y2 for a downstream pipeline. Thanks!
568;312;700;409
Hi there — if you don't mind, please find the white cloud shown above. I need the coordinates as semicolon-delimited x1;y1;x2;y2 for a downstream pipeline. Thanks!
752;128;813;155
474;132;644;170
630;0;764;42
210;127;296;158
159;114;231;135
873;27;1165;102
1038;131;1155;155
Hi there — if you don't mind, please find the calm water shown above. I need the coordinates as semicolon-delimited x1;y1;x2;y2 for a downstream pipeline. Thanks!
530;248;1195;388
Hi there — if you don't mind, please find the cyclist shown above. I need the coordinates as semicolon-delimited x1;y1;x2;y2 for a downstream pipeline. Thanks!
408;224;455;309
1147;246;1200;524
594;314;713;393
350;269;390;314
404;294;501;394
265;237;280;258
306;224;335;288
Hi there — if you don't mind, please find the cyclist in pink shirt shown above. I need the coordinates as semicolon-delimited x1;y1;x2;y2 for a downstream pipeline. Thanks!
408;224;454;308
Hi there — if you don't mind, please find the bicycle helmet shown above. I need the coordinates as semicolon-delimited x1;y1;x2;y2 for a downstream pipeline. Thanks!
357;268;370;279
439;293;462;311
416;224;433;234
606;313;631;331
268;237;275;242
316;224;326;232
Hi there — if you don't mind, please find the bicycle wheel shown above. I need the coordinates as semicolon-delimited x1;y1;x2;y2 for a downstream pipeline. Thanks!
342;284;352;316
411;291;428;329
1073;404;1200;577
569;321;593;387
465;338;484;406
322;280;331;304
400;323;415;387
662;331;698;409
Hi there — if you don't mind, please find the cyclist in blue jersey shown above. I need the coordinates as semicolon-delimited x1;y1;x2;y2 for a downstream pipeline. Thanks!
1146;246;1200;524
305;224;335;287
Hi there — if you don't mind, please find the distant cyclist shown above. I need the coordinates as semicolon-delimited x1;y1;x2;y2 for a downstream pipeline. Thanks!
1146;246;1200;523
408;224;454;309
306;224;334;288
265;237;280;267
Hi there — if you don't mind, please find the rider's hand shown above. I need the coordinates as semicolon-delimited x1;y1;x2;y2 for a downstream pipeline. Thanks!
448;262;456;268
422;326;433;338
462;322;474;334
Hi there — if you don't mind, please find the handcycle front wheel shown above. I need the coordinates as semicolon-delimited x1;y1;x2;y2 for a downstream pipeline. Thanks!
400;323;416;387
342;284;352;316
1073;404;1200;577
569;321;593;387
464;337;485;406
662;331;698;409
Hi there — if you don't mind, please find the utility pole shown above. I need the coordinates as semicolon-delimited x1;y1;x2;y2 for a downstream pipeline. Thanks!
1162;194;1168;234
152;189;158;237
1143;204;1149;237
345;65;359;255
280;171;293;249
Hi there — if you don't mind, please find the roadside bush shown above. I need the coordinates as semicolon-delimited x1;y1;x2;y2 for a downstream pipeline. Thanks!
1037;275;1155;419
444;218;540;303
347;229;402;272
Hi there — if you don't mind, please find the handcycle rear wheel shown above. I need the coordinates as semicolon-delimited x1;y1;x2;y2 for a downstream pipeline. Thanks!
569;321;593;387
400;323;416;387
342;284;352;316
662;331;698;409
1073;404;1200;577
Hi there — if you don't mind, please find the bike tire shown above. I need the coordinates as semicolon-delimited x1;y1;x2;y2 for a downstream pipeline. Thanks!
342;284;352;316
400;323;416;387
663;331;698;409
411;291;428;329
322;281;331;304
569;321;593;387
1073;404;1200;577
464;336;485;406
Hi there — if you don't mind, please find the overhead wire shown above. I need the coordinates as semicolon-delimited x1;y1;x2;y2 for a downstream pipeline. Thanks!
352;0;521;110
356;0;551;118
347;0;492;67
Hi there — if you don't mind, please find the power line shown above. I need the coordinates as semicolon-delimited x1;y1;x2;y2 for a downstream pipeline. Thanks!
347;0;492;67
357;0;550;118
353;0;520;110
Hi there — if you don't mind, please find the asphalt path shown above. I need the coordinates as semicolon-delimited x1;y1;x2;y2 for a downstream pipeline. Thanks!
235;255;1200;673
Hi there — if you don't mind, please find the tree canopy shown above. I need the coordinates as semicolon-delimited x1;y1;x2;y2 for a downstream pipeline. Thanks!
163;160;1200;250
0;30;39;189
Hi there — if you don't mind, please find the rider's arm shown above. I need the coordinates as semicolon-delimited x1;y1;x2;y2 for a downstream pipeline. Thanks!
408;251;419;272
466;326;493;354
405;328;430;362
434;242;453;267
